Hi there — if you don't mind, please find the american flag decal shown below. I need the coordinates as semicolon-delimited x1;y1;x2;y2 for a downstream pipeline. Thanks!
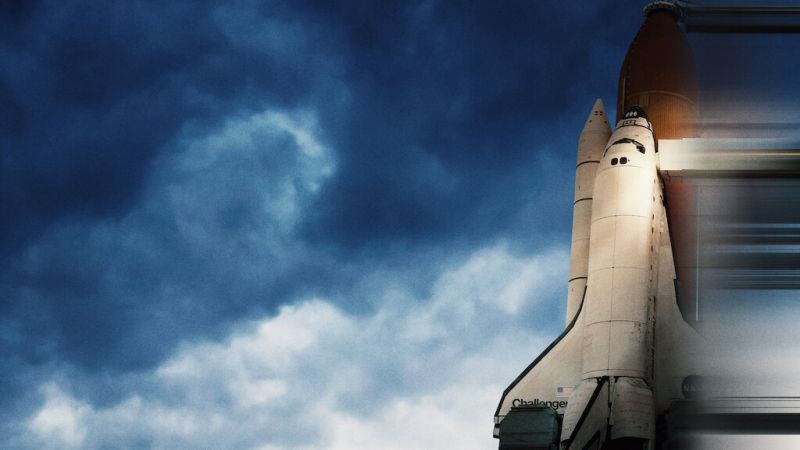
555;386;573;398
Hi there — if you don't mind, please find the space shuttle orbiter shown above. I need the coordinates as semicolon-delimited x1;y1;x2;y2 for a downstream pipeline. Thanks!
493;3;705;449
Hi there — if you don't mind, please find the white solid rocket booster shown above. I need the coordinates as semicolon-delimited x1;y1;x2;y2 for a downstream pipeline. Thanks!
566;99;612;325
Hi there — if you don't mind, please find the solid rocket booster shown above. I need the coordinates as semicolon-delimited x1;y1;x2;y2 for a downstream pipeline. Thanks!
565;100;612;324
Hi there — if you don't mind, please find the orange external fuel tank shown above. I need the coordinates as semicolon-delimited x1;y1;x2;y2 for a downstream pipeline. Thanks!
617;3;698;140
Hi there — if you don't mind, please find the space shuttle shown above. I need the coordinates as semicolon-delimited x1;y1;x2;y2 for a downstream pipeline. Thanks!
493;3;706;449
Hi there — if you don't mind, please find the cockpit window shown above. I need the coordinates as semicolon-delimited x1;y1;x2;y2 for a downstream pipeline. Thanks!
611;158;618;165
604;138;646;156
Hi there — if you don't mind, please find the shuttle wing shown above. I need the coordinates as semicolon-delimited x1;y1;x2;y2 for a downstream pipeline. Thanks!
493;288;585;438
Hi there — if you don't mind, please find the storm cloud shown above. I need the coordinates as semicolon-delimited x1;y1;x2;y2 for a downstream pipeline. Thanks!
1;1;650;448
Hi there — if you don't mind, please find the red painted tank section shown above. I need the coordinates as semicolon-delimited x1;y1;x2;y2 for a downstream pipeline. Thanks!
617;9;699;141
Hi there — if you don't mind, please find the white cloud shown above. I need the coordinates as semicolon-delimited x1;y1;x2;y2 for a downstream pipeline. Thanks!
27;383;90;449
19;244;567;449
160;108;334;241
404;245;568;342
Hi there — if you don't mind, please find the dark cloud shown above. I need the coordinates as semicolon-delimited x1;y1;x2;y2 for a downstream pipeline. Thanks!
0;0;655;434
0;0;334;257
299;0;645;248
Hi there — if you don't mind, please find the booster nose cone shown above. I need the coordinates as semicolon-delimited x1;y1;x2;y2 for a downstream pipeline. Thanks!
578;98;612;163
583;98;611;133
617;2;698;139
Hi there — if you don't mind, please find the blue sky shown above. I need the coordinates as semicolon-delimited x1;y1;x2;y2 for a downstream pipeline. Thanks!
0;1;652;448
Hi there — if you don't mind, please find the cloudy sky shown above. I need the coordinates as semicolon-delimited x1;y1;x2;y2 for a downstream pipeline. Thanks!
0;1;656;449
